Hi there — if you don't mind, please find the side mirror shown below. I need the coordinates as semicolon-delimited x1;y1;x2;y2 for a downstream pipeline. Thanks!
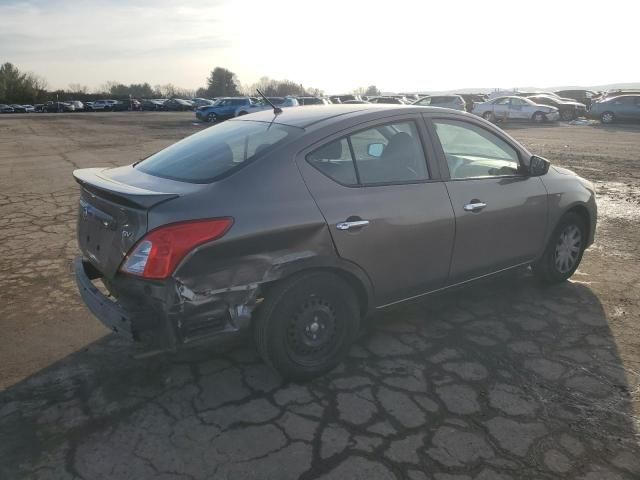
528;155;550;176
368;143;384;158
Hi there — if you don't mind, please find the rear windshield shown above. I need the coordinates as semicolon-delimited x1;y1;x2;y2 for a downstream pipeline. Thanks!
136;120;300;183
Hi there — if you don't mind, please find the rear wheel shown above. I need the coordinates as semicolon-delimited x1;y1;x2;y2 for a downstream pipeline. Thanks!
532;111;547;123
482;111;495;122
532;212;586;284
254;272;359;381
601;111;615;124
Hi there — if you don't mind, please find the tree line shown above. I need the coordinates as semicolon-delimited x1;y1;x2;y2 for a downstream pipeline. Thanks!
0;62;381;103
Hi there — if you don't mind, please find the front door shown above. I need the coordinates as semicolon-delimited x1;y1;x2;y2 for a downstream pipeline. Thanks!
297;117;456;306
429;117;548;282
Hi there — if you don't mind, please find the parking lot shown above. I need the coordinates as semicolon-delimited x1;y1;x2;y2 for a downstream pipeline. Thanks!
0;112;639;479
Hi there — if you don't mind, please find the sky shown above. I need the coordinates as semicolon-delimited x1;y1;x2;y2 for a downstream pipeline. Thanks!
1;0;638;94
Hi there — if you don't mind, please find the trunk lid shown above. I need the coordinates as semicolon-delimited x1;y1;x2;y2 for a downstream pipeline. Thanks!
73;166;182;277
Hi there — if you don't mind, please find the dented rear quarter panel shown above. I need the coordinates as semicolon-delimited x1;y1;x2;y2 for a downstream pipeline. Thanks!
141;131;375;343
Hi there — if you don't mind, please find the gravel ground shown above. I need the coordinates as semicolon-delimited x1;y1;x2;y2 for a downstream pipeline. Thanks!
0;113;638;479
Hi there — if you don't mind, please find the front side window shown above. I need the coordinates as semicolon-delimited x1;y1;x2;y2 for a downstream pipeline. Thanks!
493;97;510;105
433;120;521;179
136;120;299;183
415;97;431;106
307;121;429;186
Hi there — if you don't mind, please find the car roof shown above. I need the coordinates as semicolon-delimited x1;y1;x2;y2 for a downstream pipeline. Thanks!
229;104;464;129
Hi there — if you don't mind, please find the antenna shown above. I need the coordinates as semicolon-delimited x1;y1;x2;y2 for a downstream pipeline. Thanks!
256;89;282;114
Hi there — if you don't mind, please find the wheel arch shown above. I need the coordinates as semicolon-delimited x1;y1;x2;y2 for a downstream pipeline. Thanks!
565;203;592;243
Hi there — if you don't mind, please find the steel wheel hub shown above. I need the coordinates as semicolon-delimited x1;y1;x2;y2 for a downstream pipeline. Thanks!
555;224;582;273
287;298;337;356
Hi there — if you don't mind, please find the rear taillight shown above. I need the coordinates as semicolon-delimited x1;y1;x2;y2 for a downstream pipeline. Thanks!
120;218;233;279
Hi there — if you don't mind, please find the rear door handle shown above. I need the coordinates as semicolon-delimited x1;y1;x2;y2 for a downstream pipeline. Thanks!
463;202;487;212
336;220;370;230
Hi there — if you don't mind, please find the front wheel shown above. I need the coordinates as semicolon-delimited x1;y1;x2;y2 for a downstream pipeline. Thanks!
206;113;217;123
533;212;586;284
254;272;360;381
532;111;547;123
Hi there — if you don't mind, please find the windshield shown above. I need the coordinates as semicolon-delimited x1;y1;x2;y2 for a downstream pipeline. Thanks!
136;120;301;183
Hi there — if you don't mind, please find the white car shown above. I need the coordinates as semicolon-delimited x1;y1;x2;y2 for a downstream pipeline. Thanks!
90;100;118;111
472;96;559;123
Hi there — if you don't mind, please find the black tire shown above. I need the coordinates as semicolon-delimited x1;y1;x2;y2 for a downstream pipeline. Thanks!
532;111;547;123
237;111;248;116
254;271;360;381
532;212;587;284
206;113;217;123
601;111;615;124
482;111;495;123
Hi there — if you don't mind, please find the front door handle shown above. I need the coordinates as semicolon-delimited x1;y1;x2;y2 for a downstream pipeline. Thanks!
463;201;487;212
336;220;370;231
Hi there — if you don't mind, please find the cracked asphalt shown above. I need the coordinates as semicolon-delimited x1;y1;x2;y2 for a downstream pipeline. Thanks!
1;113;639;479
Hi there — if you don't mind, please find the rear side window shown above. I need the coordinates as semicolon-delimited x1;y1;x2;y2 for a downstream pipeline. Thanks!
136;120;299;183
307;138;356;185
307;121;429;186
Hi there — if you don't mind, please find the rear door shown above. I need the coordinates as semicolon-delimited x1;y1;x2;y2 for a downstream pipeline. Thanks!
492;98;510;120
427;116;548;282
297;115;455;306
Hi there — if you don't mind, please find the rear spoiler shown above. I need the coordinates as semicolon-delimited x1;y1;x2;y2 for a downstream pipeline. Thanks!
73;168;179;209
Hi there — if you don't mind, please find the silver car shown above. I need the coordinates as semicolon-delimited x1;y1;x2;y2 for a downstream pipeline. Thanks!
473;96;560;123
73;104;596;379
413;95;466;111
588;95;640;124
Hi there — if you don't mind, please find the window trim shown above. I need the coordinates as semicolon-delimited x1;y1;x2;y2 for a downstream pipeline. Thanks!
425;115;528;182
304;115;437;188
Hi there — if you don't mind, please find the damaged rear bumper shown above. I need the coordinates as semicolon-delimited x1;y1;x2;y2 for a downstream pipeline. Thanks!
73;256;257;349
74;257;137;340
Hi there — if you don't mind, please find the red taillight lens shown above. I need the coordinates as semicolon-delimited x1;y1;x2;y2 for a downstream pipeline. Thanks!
120;218;233;279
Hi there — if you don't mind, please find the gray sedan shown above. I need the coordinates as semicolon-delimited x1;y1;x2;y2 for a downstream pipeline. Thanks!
473;96;560;123
73;104;596;379
589;95;640;124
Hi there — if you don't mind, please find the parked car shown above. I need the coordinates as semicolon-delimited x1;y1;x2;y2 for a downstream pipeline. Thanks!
44;101;75;112
527;95;587;121
66;100;85;111
91;100;118;111
413;95;466;111
342;100;371;104
0;104;14;113
34;104;45;112
588;95;640;124
195;97;253;122
369;96;407;104
84;101;94;111
73;104;596;379
330;94;362;104
163;98;194;111
554;90;601;109
22;104;35;113
10;104;27;113
296;97;332;106
473;96;560;123
141;99;167;111
191;98;216;109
